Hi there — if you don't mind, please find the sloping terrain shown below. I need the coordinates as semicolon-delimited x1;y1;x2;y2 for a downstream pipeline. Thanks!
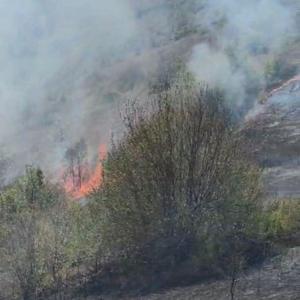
118;75;300;298
74;248;300;300
244;76;300;198
1;2;300;299
68;76;300;300
126;248;300;300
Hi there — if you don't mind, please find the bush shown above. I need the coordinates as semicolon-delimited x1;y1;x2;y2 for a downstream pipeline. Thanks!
263;198;300;243
0;167;67;299
0;167;98;299
90;80;264;286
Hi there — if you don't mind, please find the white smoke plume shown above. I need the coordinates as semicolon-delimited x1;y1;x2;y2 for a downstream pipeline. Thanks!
189;0;298;107
0;0;298;182
0;0;140;179
0;0;137;135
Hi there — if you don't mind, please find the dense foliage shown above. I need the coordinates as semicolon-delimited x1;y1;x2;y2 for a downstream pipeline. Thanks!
90;81;265;288
2;82;297;299
0;167;96;299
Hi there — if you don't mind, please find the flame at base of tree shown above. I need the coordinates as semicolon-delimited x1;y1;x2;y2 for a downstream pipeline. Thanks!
63;144;107;199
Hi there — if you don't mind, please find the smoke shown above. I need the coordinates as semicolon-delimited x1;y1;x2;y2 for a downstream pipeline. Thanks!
0;0;298;182
189;44;247;105
0;0;136;128
0;0;140;178
188;0;298;107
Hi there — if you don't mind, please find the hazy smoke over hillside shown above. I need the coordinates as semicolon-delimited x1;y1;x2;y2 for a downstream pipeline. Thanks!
0;0;298;182
0;0;139;178
189;0;298;106
0;0;136;134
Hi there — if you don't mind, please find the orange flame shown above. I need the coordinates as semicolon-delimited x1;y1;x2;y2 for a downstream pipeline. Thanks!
64;144;107;199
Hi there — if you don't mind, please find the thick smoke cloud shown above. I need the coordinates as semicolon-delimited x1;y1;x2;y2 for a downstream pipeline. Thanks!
189;0;298;106
0;0;298;182
0;0;136;127
0;0;139;178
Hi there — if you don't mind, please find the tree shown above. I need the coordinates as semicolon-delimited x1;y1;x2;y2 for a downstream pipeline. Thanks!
0;167;68;299
91;78;263;285
64;139;88;190
0;165;104;299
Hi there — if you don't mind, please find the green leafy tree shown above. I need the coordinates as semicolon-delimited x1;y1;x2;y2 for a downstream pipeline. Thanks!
91;79;263;287
0;167;68;299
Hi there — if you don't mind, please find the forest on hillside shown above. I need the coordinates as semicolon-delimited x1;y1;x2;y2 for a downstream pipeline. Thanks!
0;1;300;299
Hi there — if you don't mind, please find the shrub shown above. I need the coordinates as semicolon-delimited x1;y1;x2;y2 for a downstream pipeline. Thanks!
0;167;95;299
0;167;67;299
91;80;264;286
263;198;300;242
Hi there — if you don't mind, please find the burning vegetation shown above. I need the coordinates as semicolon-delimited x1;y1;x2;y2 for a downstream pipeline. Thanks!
1;77;300;300
0;1;299;299
63;141;107;199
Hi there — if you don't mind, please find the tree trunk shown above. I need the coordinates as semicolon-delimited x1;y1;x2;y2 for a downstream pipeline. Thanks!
230;275;236;300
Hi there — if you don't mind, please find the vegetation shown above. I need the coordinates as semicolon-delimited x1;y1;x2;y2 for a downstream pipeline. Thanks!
0;167;96;299
263;198;300;243
89;80;266;293
1;80;298;299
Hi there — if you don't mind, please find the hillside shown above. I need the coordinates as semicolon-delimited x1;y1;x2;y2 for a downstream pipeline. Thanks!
71;75;300;300
0;1;300;300
126;248;300;300
245;77;300;198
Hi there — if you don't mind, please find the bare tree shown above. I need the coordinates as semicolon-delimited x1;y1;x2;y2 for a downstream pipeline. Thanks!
64;138;88;190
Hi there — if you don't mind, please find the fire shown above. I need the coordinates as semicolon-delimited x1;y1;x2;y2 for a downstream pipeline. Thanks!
64;144;107;199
